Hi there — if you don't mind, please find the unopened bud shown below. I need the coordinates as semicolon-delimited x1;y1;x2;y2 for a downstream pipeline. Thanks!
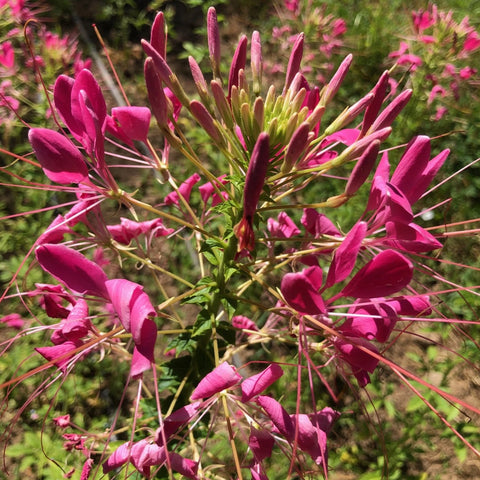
207;7;221;81
368;89;412;133
253;97;264;134
144;58;169;127
228;35;248;100
324;93;373;136
251;30;263;95
284;33;304;92
211;79;234;129
282;121;311;173
190;100;225;147
320;54;353;106
150;11;167;59
189;56;209;104
360;70;389;137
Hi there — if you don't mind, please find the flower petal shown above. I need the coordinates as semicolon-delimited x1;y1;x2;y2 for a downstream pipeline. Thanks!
36;244;108;298
29;128;88;184
341;250;413;298
190;362;242;400
241;364;284;402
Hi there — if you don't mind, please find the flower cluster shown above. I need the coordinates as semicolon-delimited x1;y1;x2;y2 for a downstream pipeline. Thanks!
388;3;480;121
265;0;347;84
0;0;90;138
1;4;479;480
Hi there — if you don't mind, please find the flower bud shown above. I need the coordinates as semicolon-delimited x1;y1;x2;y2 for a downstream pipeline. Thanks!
284;33;304;92
207;7;221;80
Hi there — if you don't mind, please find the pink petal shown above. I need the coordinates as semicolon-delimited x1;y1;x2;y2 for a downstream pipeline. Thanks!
190;362;242;400
36;339;83;373
341;250;413;298
390;136;431;201
384;221;442;253
249;427;275;461
406;149;449;204
165;173;201;206
155;402;200;444
103;442;131;473
256;395;294;441
267;212;300;238
71;69;107;131
37;215;72;245
29;128;88;184
281;266;326;315
342;300;397;343
301;209;341;237
54;75;83;139
111;106;151;142
334;336;379;386
36;244;108;299
241;364;284;402
232;315;258;333
61;299;92;341
325;221;367;288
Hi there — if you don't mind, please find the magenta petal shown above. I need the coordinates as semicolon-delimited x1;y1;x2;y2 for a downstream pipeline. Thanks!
342;250;413;298
61;299;92;341
36;244;108;298
232;315;258;332
293;413;326;465
130;344;153;378
407;148;449;205
301;208;340;237
165;173;201;206
390;135;430;200
103;442;131;473
54;75;83;138
105;279;154;333
37;215;72;245
111;106;151;142
267;212;300;238
249;427;275;461
29;128;88;184
155;402;200;444
241;364;284;402
343;300;397;343
281;266;326;315
36;340;83;373
256;395;294;441
334;336;379;386
325;221;367;288
384;221;442;253
190;362;242;400
71;69;107;130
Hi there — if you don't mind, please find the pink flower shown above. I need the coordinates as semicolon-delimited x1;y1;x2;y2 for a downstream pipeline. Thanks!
0;41;14;69
267;212;300;238
107;217;174;244
396;53;423;71
0;313;24;329
463;30;480;52
53;414;71;428
412;9;435;33
164;173;201;206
